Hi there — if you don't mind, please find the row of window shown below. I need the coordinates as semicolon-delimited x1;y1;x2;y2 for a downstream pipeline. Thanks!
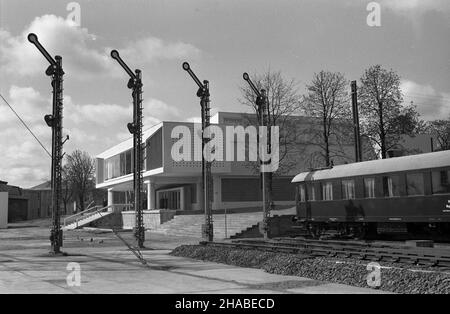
104;149;133;180
298;169;450;202
104;147;146;181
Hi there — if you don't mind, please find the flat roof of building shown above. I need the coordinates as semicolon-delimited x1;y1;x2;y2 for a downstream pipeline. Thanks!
96;122;162;159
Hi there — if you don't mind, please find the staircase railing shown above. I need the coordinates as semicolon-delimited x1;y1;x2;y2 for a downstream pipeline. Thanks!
63;203;133;228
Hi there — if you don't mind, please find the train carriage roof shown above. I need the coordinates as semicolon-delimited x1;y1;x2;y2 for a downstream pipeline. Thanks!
292;150;450;183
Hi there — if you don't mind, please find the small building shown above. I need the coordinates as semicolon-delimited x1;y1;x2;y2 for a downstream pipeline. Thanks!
0;180;33;222
25;181;106;217
24;181;53;219
387;134;438;158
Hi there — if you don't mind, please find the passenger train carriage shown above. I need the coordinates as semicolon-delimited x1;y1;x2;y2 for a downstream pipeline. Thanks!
291;150;450;238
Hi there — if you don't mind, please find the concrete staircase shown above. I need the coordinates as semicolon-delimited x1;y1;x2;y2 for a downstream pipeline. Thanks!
150;207;295;239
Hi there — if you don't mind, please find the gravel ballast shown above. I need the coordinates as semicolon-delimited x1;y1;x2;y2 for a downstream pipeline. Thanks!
171;244;450;294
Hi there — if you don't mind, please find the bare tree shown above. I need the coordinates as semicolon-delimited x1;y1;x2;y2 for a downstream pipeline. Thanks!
304;70;351;167
428;119;450;151
65;150;95;212
358;65;403;159
240;70;302;171
61;164;74;215
391;101;427;135
239;69;302;207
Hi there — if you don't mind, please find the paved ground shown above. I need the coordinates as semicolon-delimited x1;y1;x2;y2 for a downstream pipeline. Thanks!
0;222;388;294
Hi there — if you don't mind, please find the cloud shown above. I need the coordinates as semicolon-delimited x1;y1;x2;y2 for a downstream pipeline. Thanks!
0;84;180;187
0;86;52;187
185;116;202;123
0;15;111;78
0;86;45;124
401;80;450;121
378;0;450;14
0;14;201;80
118;37;201;66
144;98;181;120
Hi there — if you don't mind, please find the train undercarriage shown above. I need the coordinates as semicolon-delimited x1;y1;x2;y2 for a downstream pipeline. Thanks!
292;218;450;241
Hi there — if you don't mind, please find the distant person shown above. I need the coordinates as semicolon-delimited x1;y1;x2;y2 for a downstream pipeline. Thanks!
102;198;107;208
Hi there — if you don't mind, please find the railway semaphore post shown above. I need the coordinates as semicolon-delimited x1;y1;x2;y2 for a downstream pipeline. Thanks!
243;72;271;239
182;62;214;242
28;33;66;254
111;50;145;248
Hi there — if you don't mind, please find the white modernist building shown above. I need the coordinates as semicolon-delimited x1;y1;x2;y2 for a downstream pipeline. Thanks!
95;112;299;212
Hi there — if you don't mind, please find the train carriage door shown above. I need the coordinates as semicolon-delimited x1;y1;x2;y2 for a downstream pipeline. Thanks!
297;183;309;220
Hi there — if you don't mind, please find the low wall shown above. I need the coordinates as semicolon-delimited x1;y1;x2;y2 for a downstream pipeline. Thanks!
233;214;297;239
121;210;176;230
267;215;298;237
88;212;123;229
176;204;294;215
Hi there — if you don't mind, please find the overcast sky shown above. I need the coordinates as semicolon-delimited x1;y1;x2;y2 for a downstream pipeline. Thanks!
1;0;449;187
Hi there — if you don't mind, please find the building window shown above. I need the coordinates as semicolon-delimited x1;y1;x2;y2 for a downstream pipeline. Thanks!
383;175;400;197
364;178;375;198
125;150;132;174
141;144;146;171
191;184;197;203
432;170;450;194
342;179;355;200
104;149;134;180
321;182;333;200
406;173;424;196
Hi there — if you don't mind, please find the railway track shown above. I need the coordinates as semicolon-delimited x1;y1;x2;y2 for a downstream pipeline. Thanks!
200;238;450;268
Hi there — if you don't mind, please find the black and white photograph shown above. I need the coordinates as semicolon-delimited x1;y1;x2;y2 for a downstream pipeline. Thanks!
0;0;449;303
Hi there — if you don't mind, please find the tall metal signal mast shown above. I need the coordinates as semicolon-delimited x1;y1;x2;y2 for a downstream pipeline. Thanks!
111;50;145;248
243;72;271;239
28;33;67;254
182;62;213;242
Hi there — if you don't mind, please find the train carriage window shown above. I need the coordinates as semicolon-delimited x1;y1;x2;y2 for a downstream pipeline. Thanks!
431;170;450;194
383;175;400;197
298;184;306;202
406;173;425;196
307;184;316;201
321;182;333;200
342;179;355;200
364;178;376;198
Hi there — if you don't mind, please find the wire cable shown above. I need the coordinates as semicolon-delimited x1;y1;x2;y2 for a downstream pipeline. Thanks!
0;93;51;158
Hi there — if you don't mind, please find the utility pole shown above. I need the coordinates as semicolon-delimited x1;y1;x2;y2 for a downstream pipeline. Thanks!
111;50;145;248
243;72;270;239
28;33;66;254
351;80;362;162
182;62;213;242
